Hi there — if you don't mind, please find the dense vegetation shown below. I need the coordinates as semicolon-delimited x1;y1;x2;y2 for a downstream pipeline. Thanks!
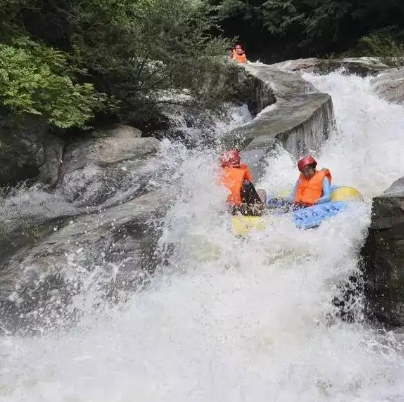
0;0;234;131
1;0;404;132
210;0;404;62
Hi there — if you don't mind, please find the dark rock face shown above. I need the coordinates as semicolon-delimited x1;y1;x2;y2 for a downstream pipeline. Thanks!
0;117;64;187
361;177;404;327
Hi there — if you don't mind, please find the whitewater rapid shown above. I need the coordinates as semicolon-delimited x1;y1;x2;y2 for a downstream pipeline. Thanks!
2;71;404;401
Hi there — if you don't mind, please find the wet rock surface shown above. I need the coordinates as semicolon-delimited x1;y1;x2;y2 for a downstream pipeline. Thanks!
0;187;173;333
58;124;163;208
270;57;390;76
361;177;404;327
370;67;404;105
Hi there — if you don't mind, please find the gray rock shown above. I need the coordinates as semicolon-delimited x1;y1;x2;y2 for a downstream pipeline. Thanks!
38;136;64;186
60;124;157;173
58;124;162;207
361;176;404;327
371;67;404;105
269;58;322;73
0;187;173;333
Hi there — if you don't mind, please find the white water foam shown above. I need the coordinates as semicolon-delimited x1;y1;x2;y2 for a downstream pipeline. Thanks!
2;72;404;401
258;71;404;200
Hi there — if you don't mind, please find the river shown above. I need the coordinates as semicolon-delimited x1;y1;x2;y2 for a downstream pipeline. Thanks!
2;69;404;401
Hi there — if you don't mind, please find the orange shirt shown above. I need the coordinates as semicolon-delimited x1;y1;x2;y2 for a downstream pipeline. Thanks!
240;163;253;182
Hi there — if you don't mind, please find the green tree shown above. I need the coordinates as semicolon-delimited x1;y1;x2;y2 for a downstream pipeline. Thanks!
0;0;235;131
0;38;105;128
209;0;404;61
68;0;234;126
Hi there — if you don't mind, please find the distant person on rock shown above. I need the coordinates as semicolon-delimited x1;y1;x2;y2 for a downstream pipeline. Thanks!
230;44;247;64
220;149;264;215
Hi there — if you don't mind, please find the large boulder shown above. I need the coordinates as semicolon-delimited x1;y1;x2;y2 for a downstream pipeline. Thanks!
0;187;173;333
0;117;64;187
370;67;404;105
58;124;163;208
361;176;404;327
220;64;335;180
60;124;158;172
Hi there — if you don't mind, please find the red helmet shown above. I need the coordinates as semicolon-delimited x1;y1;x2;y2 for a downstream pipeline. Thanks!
221;149;240;168
298;155;317;171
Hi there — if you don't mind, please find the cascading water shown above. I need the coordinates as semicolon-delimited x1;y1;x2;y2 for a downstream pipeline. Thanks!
2;70;404;401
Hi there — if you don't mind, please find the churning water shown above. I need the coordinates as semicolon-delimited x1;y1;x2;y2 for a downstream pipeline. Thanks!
2;70;404;401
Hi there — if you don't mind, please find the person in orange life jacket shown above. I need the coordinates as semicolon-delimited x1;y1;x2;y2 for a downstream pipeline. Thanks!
220;149;262;214
291;155;332;207
230;44;247;64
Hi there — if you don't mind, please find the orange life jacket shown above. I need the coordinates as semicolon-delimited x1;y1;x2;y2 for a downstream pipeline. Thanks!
220;167;248;206
232;49;247;64
240;163;253;182
294;169;332;206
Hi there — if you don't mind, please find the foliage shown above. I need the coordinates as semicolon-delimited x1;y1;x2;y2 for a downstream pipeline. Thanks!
0;0;234;130
67;0;233;125
209;0;404;62
0;38;105;128
2;0;404;132
359;31;404;67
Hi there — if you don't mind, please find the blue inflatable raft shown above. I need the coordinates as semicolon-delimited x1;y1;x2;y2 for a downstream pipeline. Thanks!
232;185;363;235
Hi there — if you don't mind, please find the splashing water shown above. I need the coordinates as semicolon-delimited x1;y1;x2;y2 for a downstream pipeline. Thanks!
2;71;404;401
259;71;404;199
304;71;404;196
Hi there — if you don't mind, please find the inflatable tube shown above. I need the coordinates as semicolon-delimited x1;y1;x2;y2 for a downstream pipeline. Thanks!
232;215;265;236
330;186;363;202
232;185;363;235
293;201;347;229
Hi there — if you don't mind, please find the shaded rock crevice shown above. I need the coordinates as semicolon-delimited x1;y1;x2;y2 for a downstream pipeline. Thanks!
0;116;64;187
